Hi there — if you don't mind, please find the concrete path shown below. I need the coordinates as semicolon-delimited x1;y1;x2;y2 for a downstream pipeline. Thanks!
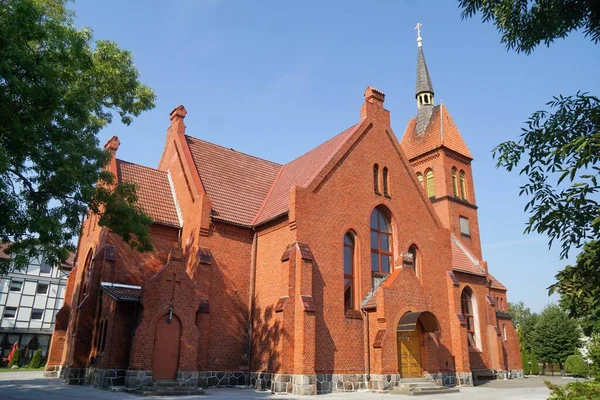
0;371;561;400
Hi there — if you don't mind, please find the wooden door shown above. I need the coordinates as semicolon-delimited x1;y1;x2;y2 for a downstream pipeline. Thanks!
398;328;422;378
153;314;181;381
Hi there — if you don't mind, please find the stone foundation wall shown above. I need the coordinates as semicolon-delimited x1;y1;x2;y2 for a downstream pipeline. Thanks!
426;371;473;387
85;367;127;389
315;374;368;394
198;371;248;387
43;365;63;378
124;370;152;390
269;374;317;395
472;369;524;383
62;367;87;385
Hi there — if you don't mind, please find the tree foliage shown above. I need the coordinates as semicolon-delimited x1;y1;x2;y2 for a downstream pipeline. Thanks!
509;300;534;328
552;241;600;336
588;334;600;379
531;304;581;370
8;348;20;368
458;0;600;54
0;0;156;273
522;347;530;374
565;352;588;377
26;348;43;369
545;380;600;400
530;350;541;375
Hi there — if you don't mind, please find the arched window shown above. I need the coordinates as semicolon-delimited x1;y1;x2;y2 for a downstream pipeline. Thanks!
382;167;389;197
370;207;392;275
79;250;93;305
416;172;423;187
452;167;458;197
459;170;467;200
373;164;380;194
461;288;478;348
408;244;418;275
344;232;355;311
502;323;507;341
425;169;435;199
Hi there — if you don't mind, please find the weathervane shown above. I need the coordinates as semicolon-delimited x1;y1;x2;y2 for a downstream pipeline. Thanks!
415;22;423;47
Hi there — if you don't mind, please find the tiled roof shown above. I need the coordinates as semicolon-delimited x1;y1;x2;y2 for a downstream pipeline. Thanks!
400;104;473;161
185;136;281;226
253;123;360;225
451;235;486;276
100;282;142;302
116;160;181;228
416;46;434;96
488;273;507;291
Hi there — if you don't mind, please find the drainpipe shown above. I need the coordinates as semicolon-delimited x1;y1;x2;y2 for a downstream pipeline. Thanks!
362;307;371;382
246;230;258;381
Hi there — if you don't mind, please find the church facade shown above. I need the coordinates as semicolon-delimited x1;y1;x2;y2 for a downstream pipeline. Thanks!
44;39;522;394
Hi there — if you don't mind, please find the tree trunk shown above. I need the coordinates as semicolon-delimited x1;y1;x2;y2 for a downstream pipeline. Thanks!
559;362;565;376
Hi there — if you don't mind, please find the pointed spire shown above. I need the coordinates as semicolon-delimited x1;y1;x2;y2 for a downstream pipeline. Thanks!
415;23;434;100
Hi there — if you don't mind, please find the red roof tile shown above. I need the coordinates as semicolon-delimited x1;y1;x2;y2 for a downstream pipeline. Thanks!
451;235;485;276
116;160;180;228
488;273;507;291
185;136;281;226
400;104;473;161
253;123;360;225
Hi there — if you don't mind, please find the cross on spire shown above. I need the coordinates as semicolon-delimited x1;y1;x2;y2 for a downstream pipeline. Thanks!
166;272;182;302
415;22;423;47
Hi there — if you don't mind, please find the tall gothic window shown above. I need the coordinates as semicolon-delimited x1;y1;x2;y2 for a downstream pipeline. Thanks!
344;232;355;311
452;167;458;197
370;207;392;275
79;250;93;305
382;167;389;197
459;170;467;200
461;288;477;348
416;172;423;187
373;164;380;194
425;169;435;199
408;244;418;275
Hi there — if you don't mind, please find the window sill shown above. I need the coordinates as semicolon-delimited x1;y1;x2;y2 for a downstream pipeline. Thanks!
384;193;391;199
461;233;471;238
345;309;363;320
468;347;482;353
374;190;382;196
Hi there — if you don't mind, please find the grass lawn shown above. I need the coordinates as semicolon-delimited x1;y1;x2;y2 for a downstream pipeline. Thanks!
0;367;44;372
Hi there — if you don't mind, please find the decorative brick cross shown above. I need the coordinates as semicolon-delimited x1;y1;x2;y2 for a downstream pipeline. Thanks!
166;272;182;301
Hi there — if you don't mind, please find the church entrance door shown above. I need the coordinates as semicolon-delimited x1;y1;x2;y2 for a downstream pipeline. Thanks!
153;313;181;381
397;327;422;378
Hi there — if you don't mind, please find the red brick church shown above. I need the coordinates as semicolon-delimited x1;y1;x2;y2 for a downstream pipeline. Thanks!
44;34;522;394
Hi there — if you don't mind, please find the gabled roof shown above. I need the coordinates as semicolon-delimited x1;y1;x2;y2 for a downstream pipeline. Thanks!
116;160;181;228
488;273;507;291
400;104;473;161
253;123;360;225
451;235;486;276
185;136;281;226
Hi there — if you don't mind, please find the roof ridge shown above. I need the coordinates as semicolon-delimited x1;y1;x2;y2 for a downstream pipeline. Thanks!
116;159;168;175
185;135;282;167
251;165;285;225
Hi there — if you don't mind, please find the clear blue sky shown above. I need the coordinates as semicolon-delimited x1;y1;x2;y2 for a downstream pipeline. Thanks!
72;0;599;313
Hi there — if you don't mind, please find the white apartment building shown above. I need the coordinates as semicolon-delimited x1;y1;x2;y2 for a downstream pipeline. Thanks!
0;246;72;364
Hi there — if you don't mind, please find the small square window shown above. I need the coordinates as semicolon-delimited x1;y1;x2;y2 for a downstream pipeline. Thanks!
40;261;52;274
9;280;23;292
3;307;17;319
31;309;44;320
37;283;49;295
459;217;470;236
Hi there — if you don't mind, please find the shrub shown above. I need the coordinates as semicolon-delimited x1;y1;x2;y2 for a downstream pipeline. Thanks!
27;349;43;369
522;348;530;374
530;351;541;375
8;348;20;368
545;380;600;400
589;334;600;379
565;354;588;377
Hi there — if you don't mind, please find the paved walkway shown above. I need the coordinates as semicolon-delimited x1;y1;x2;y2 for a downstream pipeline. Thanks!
0;371;565;400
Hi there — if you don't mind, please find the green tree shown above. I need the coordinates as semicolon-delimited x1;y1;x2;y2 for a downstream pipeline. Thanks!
509;301;534;328
8;347;20;368
27;349;43;369
530;350;540;375
519;313;539;352
588;334;600;378
521;347;530;374
0;0;156;273
458;0;600;54
552;241;600;336
531;304;581;375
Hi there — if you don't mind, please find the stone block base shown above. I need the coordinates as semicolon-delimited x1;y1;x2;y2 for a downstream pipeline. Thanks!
426;372;473;387
473;369;524;383
316;373;368;394
368;373;402;392
85;368;127;389
249;372;273;390
270;374;317;395
62;367;87;385
198;371;248;387
43;365;63;378
124;370;152;390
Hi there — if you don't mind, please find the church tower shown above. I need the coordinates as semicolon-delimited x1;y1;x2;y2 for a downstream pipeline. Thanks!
400;25;483;259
